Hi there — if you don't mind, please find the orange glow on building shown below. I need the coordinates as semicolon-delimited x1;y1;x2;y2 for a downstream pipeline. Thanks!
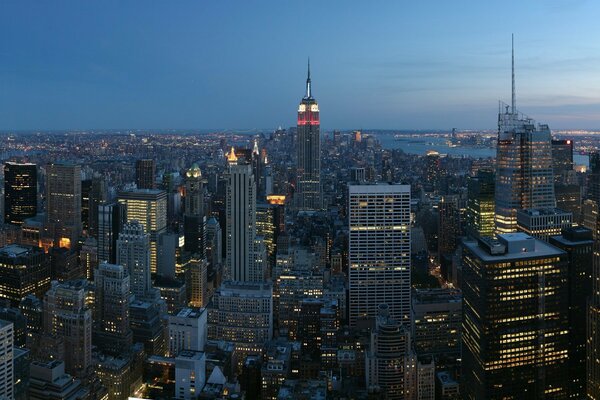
266;195;286;205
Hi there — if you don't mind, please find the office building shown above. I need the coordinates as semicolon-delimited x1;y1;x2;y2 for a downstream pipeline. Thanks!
0;244;50;307
295;60;322;211
94;344;144;400
184;163;205;257
175;350;206;400
551;139;574;183
365;304;412;400
205;217;222;269
412;288;461;358
348;184;411;326
187;256;208;308
225;148;259;282
0;320;14;400
438;195;460;256
117;221;151;300
495;43;556;233
516;207;572;242
45;162;82;247
588;239;600;399
207;281;273;348
118;189;167;273
135;159;156;189
97;202;126;265
4;162;37;225
43;280;92;377
549;226;593;398
462;233;569;399
168;307;207;357
88;175;108;237
28;360;89;399
94;262;133;355
465;169;495;238
129;300;166;357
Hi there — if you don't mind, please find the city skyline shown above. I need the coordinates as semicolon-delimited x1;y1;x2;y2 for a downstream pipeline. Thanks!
2;1;600;130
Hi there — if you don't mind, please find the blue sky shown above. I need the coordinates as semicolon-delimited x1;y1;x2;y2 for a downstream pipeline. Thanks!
1;1;600;130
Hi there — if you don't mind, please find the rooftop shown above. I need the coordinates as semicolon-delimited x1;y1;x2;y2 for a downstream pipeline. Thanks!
463;233;565;262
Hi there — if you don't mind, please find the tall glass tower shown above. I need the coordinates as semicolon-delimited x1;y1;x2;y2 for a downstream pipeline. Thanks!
296;60;322;211
495;38;556;234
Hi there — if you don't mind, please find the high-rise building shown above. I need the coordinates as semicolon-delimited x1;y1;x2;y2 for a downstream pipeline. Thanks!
412;288;462;360
88;175;108;237
590;152;600;206
207;281;273;349
94;262;133;355
168;307;207;357
516;207;573;242
28;360;89;399
187;256;208;308
118;189;167;273
225;148;259;282
0;244;50;307
551;139;574;183
588;239;600;399
175;350;206;400
438;195;460;256
465;169;495;238
348;184;411;326
549;226;593;398
129;300;166;357
97;202;126;265
0;320;14;400
43;280;92;377
205;217;222;269
135;159;156;189
81;178;92;233
117;221;151;300
495;42;556;234
45;162;82;247
462;233;569;399
365;304;413;400
184;164;205;256
295;60;321;211
4;162;37;225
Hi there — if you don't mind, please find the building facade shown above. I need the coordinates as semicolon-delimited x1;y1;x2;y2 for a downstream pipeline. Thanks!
295;61;321;211
348;184;411;326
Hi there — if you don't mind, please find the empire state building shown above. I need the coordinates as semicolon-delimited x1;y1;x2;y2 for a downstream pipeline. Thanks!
296;60;322;211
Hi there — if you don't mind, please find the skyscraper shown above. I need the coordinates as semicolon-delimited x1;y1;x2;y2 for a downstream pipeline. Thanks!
551;139;574;183
43;280;92;377
97;202;127;265
348;184;411;327
0;320;14;400
184;163;205;256
45;162;82;247
117;221;151;300
465;169;495;238
0;244;50;307
462;233;569;399
549;227;593;398
135;159;156;189
295;60;321;211
94;262;133;355
4;162;37;225
495;40;556;234
118;189;167;273
225;148;259;282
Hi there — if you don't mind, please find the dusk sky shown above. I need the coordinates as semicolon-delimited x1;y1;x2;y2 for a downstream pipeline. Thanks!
2;1;600;130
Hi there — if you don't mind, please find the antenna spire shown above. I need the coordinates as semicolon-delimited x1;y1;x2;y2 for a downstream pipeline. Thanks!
511;34;516;114
305;57;312;98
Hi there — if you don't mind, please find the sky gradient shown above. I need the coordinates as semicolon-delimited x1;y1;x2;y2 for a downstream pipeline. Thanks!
2;1;600;130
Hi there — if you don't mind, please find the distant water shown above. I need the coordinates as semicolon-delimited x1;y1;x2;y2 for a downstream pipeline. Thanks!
374;133;589;166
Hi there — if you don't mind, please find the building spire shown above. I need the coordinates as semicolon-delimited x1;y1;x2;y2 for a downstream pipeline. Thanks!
511;34;516;114
305;57;312;98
